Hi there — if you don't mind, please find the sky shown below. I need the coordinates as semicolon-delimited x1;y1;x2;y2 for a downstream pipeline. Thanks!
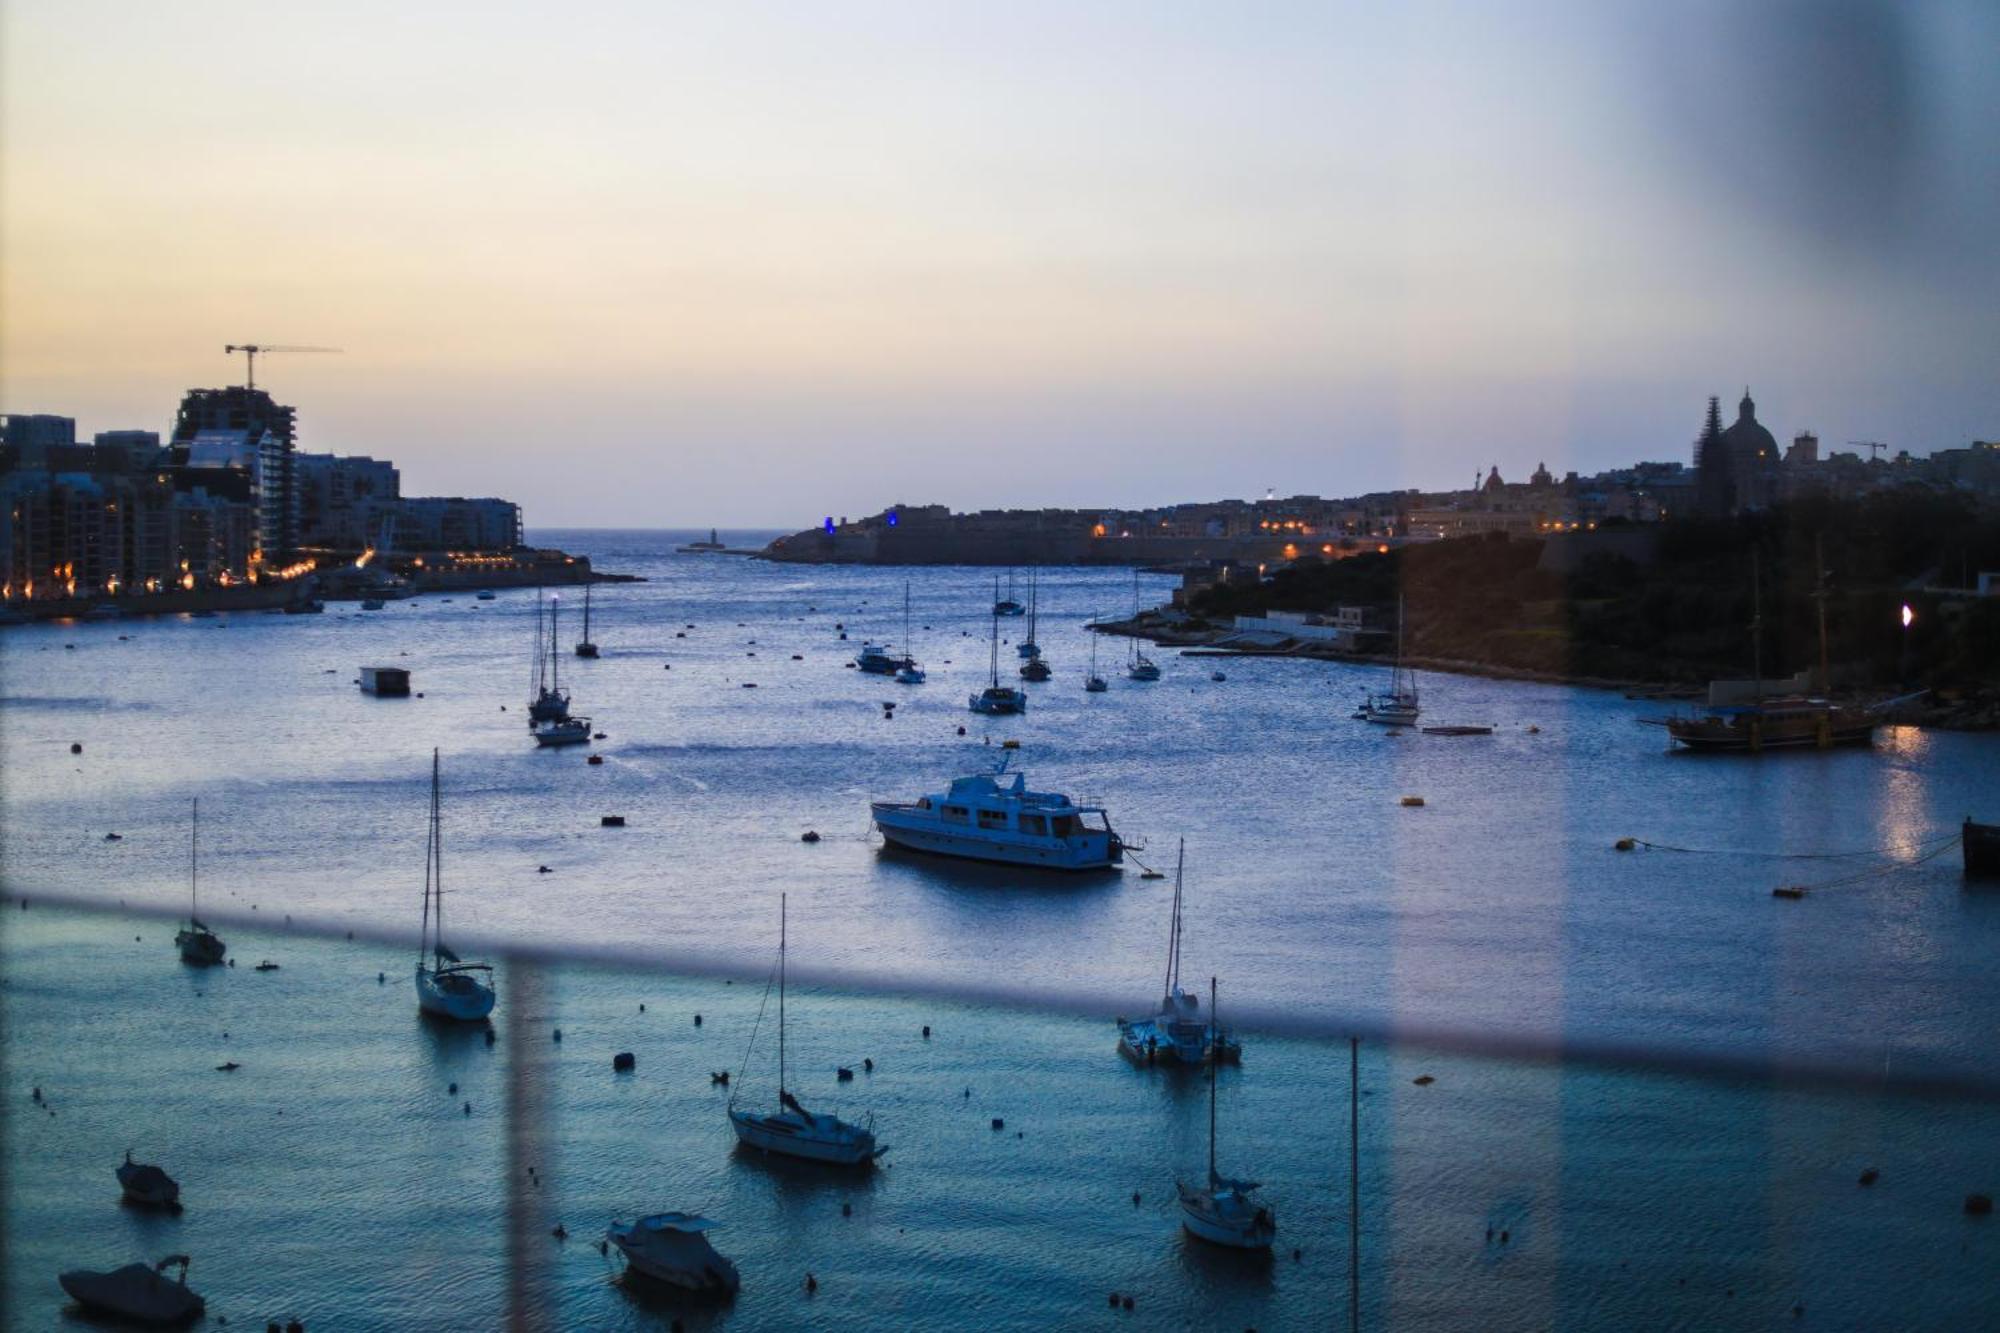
3;1;1996;527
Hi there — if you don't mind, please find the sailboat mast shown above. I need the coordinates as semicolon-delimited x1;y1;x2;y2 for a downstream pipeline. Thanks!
532;591;545;697
1162;839;1184;1002
189;797;198;920
550;596;561;695
418;754;434;968
432;748;444;962
582;583;591;642
1208;975;1219;1183
989;610;1000;687
778;893;787;1100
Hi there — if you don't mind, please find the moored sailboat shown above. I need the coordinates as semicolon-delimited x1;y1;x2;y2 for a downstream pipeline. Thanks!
1355;593;1419;725
414;750;495;1022
574;582;599;658
174;799;225;967
728;895;884;1167
1175;976;1276;1250
1126;570;1161;681
1118;841;1240;1065
969;601;1026;715
896;582;926;684
527;590;571;725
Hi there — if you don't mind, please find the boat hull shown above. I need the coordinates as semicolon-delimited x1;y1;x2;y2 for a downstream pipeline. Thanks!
416;965;496;1021
175;930;225;966
1179;1200;1276;1249
1966;820;2000;879
873;809;1120;870
58;1266;205;1323
1665;713;1876;752
729;1110;880;1166
968;689;1026;714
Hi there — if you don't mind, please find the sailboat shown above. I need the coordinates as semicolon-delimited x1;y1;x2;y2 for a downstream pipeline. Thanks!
1127;570;1161;681
574;583;599;658
526;590;571;725
174;799;226;966
1085;611;1108;692
414;750;496;1022
994;569;1025;616
895;582;926;684
727;894;885;1166
1118;841;1240;1065
969;602;1027;715
1018;569;1051;681
532;594;592;746
1354;593;1418;725
1175;976;1276;1250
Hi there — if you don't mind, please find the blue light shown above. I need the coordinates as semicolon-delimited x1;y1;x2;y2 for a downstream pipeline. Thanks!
887;510;899;527
824;517;835;535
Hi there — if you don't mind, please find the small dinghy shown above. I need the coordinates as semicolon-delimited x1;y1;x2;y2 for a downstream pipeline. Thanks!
116;1152;181;1208
58;1254;205;1324
607;1213;741;1294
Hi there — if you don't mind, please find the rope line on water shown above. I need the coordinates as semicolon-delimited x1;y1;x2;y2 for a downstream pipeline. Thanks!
1789;834;1964;895
1625;831;1962;862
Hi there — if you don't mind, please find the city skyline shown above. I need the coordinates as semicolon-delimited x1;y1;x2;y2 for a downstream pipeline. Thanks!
5;1;1998;525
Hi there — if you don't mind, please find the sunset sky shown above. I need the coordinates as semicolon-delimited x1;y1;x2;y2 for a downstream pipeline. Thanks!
3;1;1995;526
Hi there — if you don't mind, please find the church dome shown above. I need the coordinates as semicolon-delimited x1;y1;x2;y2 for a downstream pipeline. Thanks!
1719;388;1778;463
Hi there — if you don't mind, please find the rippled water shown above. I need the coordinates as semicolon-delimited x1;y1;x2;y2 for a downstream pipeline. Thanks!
4;529;1999;1328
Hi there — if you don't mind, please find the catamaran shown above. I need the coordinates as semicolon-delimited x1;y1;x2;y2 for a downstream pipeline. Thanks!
871;754;1122;870
1354;593;1418;725
727;895;885;1167
969;603;1027;715
414;750;496;1022
174;799;226;967
574;582;599;658
1118;842;1241;1065
896;582;926;684
1175;976;1276;1250
527;591;571;725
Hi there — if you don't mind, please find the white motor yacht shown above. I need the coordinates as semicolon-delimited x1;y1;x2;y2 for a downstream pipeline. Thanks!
532;716;593;747
854;641;912;675
872;757;1121;870
607;1213;740;1294
1176;977;1276;1250
413;751;496;1022
728;895;884;1167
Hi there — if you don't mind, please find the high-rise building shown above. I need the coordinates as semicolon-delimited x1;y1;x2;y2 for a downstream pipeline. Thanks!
2;414;78;469
172;387;299;557
295;453;400;548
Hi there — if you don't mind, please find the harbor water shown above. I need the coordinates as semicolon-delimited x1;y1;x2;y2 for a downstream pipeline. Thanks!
4;529;1998;1328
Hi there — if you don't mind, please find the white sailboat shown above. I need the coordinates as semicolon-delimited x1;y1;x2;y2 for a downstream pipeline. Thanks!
532;594;592;745
174;799;225;966
1127;570;1161;681
1019;570;1051;681
1176;976;1276;1250
993;570;1025;616
414;750;496;1022
1354;593;1419;725
727;895;884;1167
895;582;926;684
1118;841;1240;1065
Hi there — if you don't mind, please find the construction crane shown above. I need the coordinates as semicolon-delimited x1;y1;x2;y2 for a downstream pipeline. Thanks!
1849;441;1889;461
223;343;342;390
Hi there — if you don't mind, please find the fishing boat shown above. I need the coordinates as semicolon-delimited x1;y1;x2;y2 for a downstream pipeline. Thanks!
174;799;226;967
677;528;728;553
527;591;572;725
969;605;1026;715
854;639;913;675
1963;819;2000;879
607;1213;740;1294
871;755;1122;870
1119;842;1240;1065
1126;570;1162;681
727;895;885;1167
57;1255;205;1324
1647;548;1879;752
895;582;926;684
116;1152;181;1208
414;751;496;1022
993;570;1025;617
574;583;599;658
1085;615;1108;692
1354;594;1419;725
1175;977;1276;1250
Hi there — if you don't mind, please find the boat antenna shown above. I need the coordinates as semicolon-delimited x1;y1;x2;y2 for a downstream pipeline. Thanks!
778;893;787;1104
1208;975;1219;1187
